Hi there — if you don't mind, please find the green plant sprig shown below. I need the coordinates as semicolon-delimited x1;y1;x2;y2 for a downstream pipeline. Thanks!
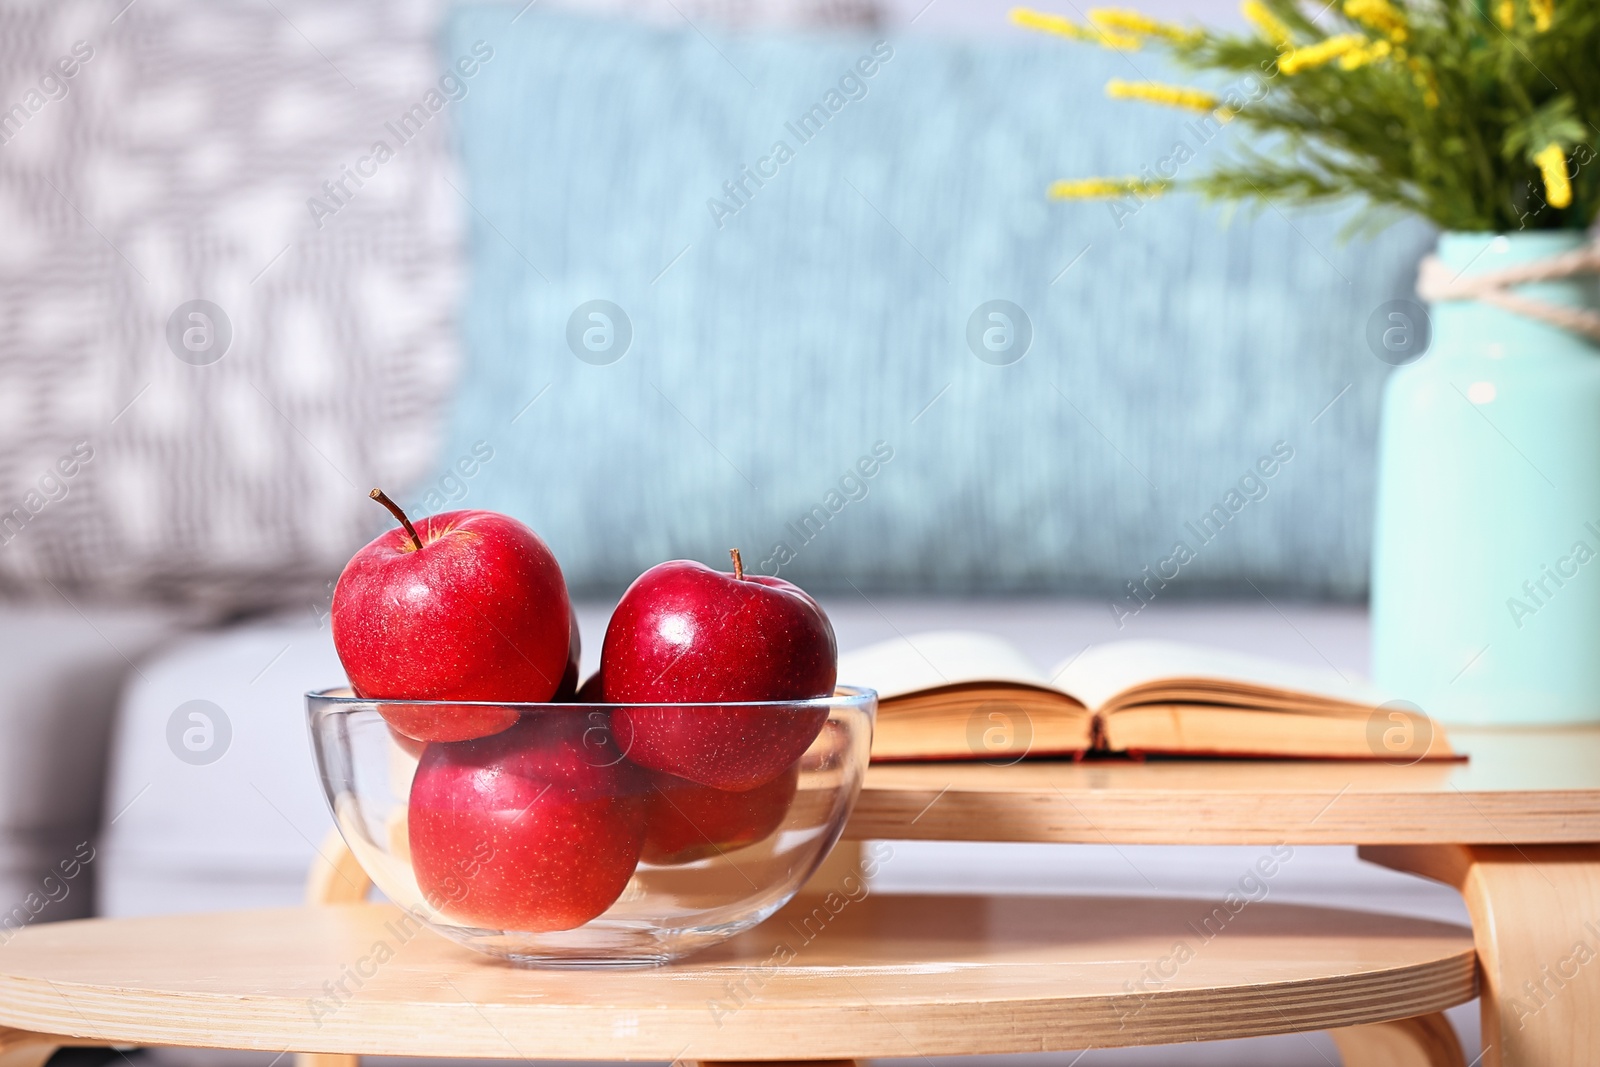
1014;0;1599;231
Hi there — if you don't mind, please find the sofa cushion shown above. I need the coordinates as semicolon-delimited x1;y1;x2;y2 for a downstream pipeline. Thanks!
97;615;346;917
437;9;1434;597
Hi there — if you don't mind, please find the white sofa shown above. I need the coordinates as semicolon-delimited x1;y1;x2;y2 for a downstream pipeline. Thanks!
0;603;188;933
93;597;1476;1066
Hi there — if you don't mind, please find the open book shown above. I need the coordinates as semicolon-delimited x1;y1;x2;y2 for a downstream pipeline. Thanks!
839;632;1453;762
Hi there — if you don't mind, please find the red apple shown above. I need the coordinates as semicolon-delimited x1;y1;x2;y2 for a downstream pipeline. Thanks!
601;551;836;790
642;761;800;865
333;491;571;741
365;694;518;745
408;712;648;932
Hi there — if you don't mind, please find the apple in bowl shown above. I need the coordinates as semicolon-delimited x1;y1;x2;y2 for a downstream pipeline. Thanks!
408;712;649;931
332;491;571;742
600;550;836;791
641;761;801;865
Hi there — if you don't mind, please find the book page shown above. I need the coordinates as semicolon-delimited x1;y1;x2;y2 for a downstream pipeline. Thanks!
837;631;1047;700
1049;640;1390;713
1103;704;1453;758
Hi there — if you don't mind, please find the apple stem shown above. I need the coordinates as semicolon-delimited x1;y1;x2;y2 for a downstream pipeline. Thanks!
370;488;423;551
730;548;745;580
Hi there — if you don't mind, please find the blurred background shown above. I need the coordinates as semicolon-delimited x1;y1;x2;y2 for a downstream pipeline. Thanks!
0;0;1458;1063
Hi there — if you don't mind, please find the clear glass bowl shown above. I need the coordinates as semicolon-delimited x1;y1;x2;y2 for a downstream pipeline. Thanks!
306;687;875;967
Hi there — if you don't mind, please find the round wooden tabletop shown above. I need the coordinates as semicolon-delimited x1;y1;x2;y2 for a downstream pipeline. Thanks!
849;726;1600;845
0;894;1474;1060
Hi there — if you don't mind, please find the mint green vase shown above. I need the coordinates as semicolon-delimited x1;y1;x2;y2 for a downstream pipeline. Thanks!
1372;231;1600;724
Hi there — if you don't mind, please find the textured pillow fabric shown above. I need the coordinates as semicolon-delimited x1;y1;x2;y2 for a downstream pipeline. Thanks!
547;0;880;32
441;10;1432;599
0;0;461;612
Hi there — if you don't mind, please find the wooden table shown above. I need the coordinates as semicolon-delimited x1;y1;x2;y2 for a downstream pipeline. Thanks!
844;725;1600;1067
0;894;1474;1065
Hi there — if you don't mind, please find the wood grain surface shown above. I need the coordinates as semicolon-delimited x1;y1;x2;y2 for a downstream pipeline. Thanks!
1365;843;1600;1067
0;893;1474;1060
1328;1012;1466;1066
848;726;1600;844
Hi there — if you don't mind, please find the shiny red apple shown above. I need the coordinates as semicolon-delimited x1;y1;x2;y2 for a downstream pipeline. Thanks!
601;550;836;790
333;491;571;741
642;761;800;865
408;712;648;932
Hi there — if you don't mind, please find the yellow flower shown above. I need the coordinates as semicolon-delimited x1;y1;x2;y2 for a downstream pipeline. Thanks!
1531;0;1553;30
1407;56;1439;107
1048;177;1169;200
1338;38;1392;69
1010;7;1092;39
1087;7;1200;42
1344;0;1407;41
1278;34;1364;74
1010;7;1143;48
1535;143;1572;209
1241;0;1293;46
1105;78;1220;113
1496;0;1514;28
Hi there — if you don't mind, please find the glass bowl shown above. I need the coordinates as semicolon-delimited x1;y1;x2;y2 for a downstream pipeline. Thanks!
306;687;875;967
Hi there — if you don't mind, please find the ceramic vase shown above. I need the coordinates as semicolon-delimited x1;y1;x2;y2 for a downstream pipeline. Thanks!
1372;231;1600;724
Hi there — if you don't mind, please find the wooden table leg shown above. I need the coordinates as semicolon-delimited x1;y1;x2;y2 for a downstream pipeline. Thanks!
1362;844;1600;1067
1328;1013;1464;1066
0;1026;67;1067
305;827;374;907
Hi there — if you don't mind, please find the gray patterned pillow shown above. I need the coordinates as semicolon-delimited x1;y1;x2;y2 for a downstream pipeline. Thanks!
0;0;462;612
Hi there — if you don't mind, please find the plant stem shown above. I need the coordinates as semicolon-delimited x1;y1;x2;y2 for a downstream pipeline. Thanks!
370;488;423;551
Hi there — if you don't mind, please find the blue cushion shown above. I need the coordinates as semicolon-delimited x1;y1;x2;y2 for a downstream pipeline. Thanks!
438;8;1433;599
